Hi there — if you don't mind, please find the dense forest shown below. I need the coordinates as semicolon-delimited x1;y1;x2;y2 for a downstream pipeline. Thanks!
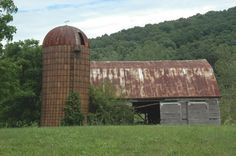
90;7;236;64
0;2;236;126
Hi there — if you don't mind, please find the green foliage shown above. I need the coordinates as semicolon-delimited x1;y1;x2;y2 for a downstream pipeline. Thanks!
88;82;134;125
0;59;20;101
0;0;17;50
90;7;236;63
0;39;42;127
62;92;84;126
0;126;236;155
215;45;236;124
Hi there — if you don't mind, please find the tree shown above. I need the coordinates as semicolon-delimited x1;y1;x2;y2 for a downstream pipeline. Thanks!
0;40;42;127
0;0;17;50
0;59;25;127
215;45;236;124
0;59;20;102
62;92;84;126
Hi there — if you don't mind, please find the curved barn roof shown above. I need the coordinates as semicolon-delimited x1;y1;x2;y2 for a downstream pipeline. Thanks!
90;59;220;99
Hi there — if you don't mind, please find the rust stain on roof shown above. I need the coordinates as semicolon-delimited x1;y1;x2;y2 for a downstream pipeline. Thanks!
90;59;220;99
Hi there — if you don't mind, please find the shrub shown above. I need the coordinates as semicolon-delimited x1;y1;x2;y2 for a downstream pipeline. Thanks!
88;82;134;125
62;91;84;126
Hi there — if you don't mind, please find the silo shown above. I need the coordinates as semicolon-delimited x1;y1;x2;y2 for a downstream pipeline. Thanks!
41;25;90;126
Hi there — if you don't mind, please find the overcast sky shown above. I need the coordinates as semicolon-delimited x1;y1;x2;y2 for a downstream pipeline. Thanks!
12;0;236;43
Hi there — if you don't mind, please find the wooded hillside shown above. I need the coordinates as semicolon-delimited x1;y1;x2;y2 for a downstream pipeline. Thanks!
90;7;236;65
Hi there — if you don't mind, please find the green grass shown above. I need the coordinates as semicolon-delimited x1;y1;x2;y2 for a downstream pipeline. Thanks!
0;125;236;156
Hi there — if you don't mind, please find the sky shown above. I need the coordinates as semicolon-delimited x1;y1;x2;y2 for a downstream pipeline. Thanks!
11;0;236;43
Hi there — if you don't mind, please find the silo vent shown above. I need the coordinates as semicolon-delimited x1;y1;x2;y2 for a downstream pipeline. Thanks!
78;32;85;45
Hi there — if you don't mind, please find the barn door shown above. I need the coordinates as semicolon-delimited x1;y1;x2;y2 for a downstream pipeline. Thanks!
160;102;181;124
188;102;209;124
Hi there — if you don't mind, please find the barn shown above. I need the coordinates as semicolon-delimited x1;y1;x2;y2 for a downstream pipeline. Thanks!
90;60;221;125
41;25;221;126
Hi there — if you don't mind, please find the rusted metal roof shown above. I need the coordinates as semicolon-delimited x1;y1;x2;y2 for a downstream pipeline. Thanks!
90;59;220;99
43;25;89;48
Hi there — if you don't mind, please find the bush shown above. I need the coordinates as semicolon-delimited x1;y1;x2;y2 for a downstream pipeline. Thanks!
88;82;134;125
62;91;84;126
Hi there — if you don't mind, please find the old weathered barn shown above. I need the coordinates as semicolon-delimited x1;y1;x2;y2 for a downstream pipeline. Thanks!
41;25;221;126
90;60;221;124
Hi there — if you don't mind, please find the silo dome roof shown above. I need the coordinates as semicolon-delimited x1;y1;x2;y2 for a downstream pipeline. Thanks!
43;25;89;48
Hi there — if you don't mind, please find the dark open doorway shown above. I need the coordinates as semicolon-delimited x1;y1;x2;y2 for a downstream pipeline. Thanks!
133;101;160;124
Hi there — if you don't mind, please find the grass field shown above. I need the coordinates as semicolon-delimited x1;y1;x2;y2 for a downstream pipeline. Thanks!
0;125;236;156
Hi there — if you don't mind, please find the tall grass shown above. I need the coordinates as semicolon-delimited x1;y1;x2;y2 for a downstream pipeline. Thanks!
0;125;236;156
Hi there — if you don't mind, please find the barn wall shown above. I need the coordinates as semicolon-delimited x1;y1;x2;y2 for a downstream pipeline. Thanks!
160;98;220;125
208;99;221;124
